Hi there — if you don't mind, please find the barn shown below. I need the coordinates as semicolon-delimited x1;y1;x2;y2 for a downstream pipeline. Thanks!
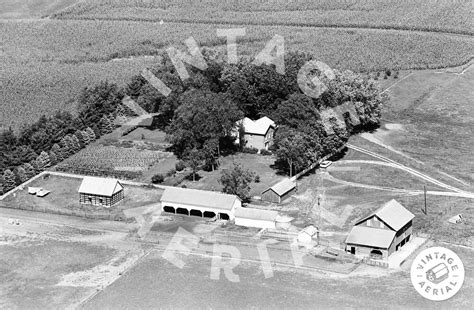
160;187;241;220
261;178;296;204
235;207;279;229
345;199;414;260
78;176;124;207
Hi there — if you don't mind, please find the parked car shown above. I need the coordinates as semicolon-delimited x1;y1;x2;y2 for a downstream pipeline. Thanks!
319;160;332;168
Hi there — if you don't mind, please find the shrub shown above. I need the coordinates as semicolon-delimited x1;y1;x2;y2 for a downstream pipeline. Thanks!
394;71;399;79
254;175;260;183
385;69;392;76
260;149;272;156
175;160;186;172
151;174;165;184
166;168;176;177
242;147;258;154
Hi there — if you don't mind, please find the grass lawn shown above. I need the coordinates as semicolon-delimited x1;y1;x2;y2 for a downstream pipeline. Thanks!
181;153;286;196
2;174;163;220
373;65;474;187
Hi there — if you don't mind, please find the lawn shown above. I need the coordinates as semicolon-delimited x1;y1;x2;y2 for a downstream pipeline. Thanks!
1;174;164;220
180;153;285;196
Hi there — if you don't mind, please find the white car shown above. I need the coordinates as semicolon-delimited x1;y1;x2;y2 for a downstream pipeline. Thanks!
319;160;332;168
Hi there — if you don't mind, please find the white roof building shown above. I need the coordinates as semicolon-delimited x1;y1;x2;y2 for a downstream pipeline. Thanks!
160;187;241;220
78;176;124;197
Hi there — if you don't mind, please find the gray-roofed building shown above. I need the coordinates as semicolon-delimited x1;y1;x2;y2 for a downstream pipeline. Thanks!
261;178;297;204
78;176;124;207
345;199;414;260
235;206;279;229
160;187;241;220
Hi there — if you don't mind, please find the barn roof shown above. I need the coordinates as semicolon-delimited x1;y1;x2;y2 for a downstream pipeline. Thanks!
356;199;415;231
235;206;279;222
299;225;318;237
263;178;296;196
345;226;396;249
239;116;275;135
78;177;123;197
161;187;239;211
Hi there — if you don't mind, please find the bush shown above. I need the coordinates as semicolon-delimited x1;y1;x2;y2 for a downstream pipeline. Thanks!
175;160;186;172
254;175;260;183
385;69;392;77
151;174;165;184
242;147;258;154
260;149;272;156
394;71;399;79
166;168;176;177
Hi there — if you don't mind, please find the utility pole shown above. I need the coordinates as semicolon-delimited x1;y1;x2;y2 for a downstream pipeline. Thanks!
424;185;427;215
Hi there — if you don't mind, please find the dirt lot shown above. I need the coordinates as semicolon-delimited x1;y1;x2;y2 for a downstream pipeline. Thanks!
83;243;473;309
0;215;147;310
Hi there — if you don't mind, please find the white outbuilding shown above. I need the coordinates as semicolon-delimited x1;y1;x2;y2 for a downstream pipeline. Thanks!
235;207;280;229
160;187;241;220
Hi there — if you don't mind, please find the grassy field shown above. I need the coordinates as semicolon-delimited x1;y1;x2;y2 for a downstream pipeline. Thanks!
54;0;474;35
1;174;164;219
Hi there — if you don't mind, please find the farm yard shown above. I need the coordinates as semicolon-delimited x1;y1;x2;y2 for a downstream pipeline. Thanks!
0;174;164;219
1;1;474;309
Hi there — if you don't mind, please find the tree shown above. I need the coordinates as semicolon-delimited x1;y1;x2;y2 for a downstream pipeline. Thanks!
273;127;319;177
49;151;58;166
15;166;28;183
74;130;86;148
3;169;16;191
36;151;51;170
166;89;243;158
70;134;81;152
77;81;123;127
80;130;91;145
151;174;165;184
23;163;36;179
219;163;255;202
51;143;64;161
85;127;96;142
184;148;203;182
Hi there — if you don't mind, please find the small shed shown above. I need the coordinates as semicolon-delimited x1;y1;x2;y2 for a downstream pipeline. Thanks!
297;225;318;243
78;176;124;207
261;178;296;204
235;207;279;229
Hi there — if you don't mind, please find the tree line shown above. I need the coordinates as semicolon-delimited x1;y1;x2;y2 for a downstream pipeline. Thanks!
0;48;386;194
0;82;124;194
